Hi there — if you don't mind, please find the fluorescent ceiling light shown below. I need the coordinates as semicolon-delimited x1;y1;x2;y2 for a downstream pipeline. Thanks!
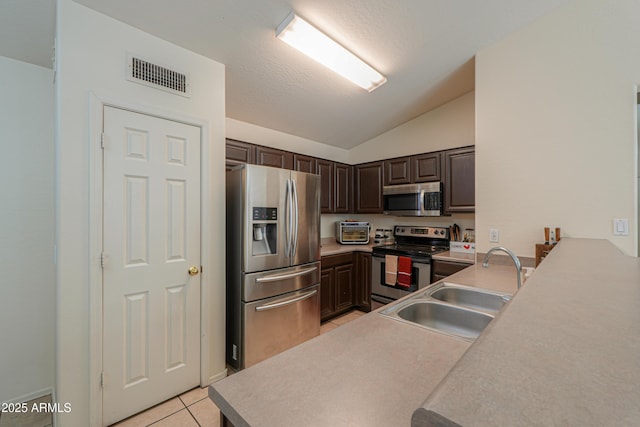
276;11;387;92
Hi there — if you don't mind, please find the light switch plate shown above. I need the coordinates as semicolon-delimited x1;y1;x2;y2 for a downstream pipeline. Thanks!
613;218;629;236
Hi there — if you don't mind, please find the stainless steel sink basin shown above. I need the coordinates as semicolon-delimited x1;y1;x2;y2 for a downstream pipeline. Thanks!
394;301;493;340
429;284;509;315
379;283;511;341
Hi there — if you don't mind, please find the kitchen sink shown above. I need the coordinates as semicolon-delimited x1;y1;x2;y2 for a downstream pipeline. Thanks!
429;284;509;315
395;301;493;340
379;283;511;341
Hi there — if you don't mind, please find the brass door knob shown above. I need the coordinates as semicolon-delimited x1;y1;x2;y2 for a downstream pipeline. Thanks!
188;266;199;276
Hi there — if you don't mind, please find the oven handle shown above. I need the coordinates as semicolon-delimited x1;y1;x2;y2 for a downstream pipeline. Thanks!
255;289;317;312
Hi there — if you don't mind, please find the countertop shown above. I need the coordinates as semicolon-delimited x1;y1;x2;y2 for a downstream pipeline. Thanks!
209;251;519;426
209;314;470;427
413;238;640;426
431;250;476;264
320;237;375;256
210;238;639;426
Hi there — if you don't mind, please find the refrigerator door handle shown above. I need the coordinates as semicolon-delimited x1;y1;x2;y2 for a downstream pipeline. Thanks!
284;178;292;257
255;266;318;283
254;289;317;312
291;178;299;258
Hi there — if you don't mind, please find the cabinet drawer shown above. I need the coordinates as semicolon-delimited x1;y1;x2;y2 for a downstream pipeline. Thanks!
321;253;353;269
432;260;470;277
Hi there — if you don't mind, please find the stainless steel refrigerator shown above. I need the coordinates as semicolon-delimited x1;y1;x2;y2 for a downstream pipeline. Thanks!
226;164;321;369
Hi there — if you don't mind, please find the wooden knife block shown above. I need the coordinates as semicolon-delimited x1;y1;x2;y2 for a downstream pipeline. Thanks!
535;243;555;266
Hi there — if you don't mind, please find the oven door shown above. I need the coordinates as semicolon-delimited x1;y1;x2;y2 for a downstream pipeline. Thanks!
371;254;431;303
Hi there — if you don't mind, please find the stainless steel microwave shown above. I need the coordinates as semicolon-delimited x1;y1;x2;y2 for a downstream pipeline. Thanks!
382;182;443;216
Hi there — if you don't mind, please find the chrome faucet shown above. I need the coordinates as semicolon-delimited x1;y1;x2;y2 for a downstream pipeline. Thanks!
482;246;522;289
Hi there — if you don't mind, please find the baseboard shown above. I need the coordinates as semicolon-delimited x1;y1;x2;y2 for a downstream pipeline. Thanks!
207;368;228;385
1;387;54;405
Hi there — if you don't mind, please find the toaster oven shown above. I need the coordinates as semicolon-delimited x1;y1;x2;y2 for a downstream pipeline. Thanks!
336;221;370;245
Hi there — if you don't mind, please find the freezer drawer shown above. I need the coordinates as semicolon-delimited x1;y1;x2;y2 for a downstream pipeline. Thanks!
242;284;320;368
243;261;320;302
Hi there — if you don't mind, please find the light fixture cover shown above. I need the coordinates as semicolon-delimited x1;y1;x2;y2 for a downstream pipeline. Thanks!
276;12;387;92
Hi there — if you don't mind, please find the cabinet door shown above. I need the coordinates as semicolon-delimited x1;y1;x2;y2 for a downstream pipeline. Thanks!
384;157;411;186
334;163;351;213
320;267;336;321
431;259;470;283
255;146;294;170
354;252;371;311
225;139;255;170
294;154;317;174
444;147;475;213
334;264;354;312
316;160;334;213
354;161;384;213
412;152;441;182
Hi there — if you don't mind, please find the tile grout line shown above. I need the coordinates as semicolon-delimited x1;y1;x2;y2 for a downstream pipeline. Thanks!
144;399;187;427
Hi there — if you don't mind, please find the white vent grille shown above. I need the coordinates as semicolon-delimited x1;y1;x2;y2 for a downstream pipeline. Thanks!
126;54;190;98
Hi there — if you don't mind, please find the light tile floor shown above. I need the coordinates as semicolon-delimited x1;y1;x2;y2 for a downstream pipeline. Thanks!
110;309;366;426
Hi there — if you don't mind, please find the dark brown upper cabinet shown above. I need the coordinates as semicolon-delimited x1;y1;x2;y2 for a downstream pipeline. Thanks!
384;157;412;186
294;154;317;174
316;159;334;214
225;139;255;170
444;146;475;213
255;146;293;170
354;161;384;213
334;163;352;213
412;152;441;182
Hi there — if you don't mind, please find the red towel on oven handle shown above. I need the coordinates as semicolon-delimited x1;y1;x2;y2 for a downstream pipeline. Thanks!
397;256;412;288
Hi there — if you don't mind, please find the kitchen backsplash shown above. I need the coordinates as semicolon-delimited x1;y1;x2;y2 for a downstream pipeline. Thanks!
321;213;475;241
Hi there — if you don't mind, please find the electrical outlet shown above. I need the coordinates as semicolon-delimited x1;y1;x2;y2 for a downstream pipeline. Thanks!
489;228;500;243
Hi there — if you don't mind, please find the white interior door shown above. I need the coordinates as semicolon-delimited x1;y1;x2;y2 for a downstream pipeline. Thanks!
102;106;201;425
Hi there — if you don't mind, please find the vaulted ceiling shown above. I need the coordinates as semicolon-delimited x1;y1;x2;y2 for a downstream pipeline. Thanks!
1;0;572;149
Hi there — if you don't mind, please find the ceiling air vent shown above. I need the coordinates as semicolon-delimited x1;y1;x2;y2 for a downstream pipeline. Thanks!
126;54;191;98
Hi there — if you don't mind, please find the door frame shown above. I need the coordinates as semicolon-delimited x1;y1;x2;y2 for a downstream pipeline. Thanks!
87;93;215;425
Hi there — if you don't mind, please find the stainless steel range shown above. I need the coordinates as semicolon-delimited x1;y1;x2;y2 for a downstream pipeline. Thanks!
371;225;450;309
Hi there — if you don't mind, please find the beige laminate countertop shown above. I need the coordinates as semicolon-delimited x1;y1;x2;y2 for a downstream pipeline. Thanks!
209;314;470;427
320;237;375;256
210;238;638;426
414;238;640;426
431;250;476;264
209;248;519;426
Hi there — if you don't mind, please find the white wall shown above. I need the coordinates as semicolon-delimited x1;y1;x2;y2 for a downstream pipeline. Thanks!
55;0;226;425
0;57;55;404
227;118;349;162
322;213;475;241
349;92;475;164
475;0;639;257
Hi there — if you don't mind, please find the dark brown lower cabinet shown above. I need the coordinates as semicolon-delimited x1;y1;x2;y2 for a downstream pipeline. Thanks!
354;252;372;312
320;253;353;321
431;259;470;283
321;252;372;321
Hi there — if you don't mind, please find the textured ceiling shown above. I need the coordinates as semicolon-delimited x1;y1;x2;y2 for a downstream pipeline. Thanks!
2;0;572;149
